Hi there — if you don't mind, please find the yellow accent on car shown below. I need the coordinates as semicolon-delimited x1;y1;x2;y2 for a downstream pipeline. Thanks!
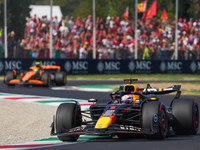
34;68;39;72
35;62;40;65
159;88;162;91
123;84;141;104
151;98;156;100
95;117;113;129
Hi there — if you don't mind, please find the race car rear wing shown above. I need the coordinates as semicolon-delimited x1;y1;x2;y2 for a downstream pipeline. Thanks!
140;85;181;95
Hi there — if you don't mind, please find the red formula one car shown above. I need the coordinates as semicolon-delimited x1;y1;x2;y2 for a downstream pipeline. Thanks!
4;65;66;87
51;78;199;141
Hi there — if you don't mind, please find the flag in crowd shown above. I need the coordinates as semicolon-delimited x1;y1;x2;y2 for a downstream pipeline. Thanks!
122;7;129;20
160;8;168;22
137;0;147;13
142;0;157;20
124;0;166;21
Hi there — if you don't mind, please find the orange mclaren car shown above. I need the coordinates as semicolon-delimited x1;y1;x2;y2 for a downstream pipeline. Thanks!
4;65;66;87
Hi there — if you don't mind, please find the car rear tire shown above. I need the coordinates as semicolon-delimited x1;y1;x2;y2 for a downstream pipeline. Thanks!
172;98;199;135
56;103;82;141
6;71;16;86
142;101;168;140
55;71;66;86
41;72;50;87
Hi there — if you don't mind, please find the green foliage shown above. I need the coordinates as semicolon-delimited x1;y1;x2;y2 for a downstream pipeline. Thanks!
72;0;93;19
30;0;200;22
0;0;199;41
187;0;200;20
0;0;31;39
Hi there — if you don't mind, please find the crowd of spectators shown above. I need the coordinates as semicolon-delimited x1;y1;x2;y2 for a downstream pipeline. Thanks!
5;14;200;60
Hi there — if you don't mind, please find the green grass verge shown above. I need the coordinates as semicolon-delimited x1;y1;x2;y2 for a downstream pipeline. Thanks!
3;74;200;80
190;89;200;94
67;74;200;80
181;89;200;95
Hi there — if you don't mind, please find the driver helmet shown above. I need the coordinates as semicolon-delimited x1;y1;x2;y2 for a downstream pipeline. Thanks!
34;68;39;72
34;62;41;72
35;61;41;67
121;94;132;104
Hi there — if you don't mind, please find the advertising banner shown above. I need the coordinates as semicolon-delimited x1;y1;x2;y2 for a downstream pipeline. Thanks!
0;58;199;75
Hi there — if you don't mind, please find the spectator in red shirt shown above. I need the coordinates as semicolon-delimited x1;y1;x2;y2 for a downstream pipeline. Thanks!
115;16;120;26
75;16;82;29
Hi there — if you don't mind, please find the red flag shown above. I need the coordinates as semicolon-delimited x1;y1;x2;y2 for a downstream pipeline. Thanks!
142;0;157;20
137;1;147;13
122;7;129;20
161;9;168;21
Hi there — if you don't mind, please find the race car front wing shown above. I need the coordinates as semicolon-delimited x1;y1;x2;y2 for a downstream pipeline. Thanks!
51;116;160;137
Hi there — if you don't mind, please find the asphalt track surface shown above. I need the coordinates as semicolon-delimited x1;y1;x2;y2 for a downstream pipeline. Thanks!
1;80;200;150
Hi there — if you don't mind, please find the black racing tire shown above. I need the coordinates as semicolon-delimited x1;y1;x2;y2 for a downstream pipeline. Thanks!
172;98;199;135
6;71;16;86
55;71;67;86
56;103;81;141
142;101;168;140
41;72;50;87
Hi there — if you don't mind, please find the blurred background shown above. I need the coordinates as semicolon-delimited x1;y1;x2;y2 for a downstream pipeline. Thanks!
0;0;199;60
